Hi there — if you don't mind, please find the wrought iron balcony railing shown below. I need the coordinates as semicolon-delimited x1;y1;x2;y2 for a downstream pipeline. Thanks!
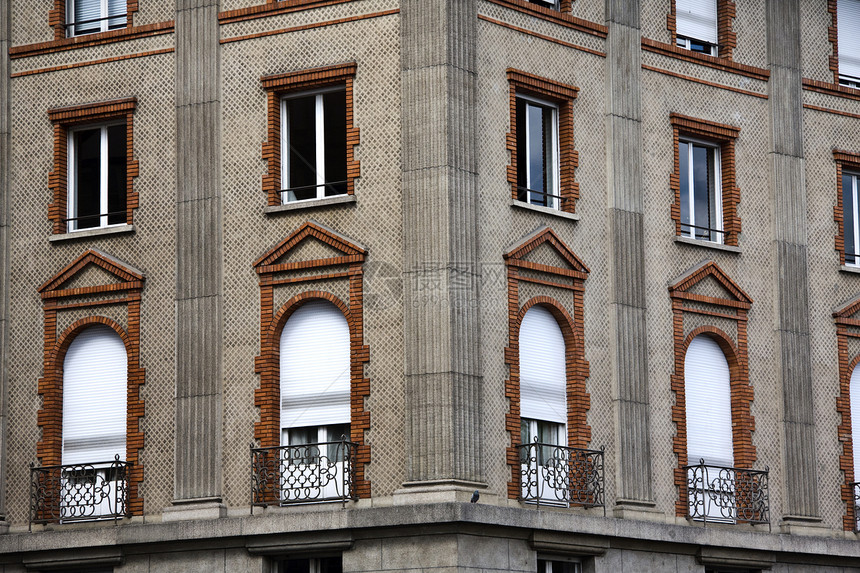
852;482;860;532
29;456;130;529
517;440;605;512
251;438;357;510
684;460;770;530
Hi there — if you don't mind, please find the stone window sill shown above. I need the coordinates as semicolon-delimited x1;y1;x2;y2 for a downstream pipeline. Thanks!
673;235;740;253
264;194;356;214
50;225;135;243
840;265;860;275
511;199;580;221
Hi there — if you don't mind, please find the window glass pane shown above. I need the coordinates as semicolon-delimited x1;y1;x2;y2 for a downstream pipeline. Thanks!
526;103;546;204
319;556;343;573
542;107;556;207
322;91;347;197
107;124;127;225
107;0;126;28
692;144;713;240
325;423;350;461
845;174;857;264
73;128;102;230
282;559;311;573
286;95;317;200
538;560;580;573
679;141;690;233
516;98;528;201
73;0;101;34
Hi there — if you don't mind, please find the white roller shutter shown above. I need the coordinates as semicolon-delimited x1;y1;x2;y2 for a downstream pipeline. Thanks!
72;0;100;26
280;300;350;430
839;0;860;80
62;325;127;466
685;335;733;467
519;306;567;424
676;0;718;45
107;0;127;27
850;366;860;480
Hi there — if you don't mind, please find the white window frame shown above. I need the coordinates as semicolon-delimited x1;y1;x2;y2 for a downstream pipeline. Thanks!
675;35;718;57
67;122;126;232
527;0;560;10
679;136;723;244
838;0;860;86
538;556;582;573
845;172;860;267
280;85;346;204
517;92;561;211
67;0;127;37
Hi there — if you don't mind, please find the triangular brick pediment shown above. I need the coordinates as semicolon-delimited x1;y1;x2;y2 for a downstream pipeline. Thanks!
669;261;751;306
504;226;589;274
254;221;365;271
39;250;144;297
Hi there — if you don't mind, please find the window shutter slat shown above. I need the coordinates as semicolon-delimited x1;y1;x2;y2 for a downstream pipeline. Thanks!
280;300;350;429
839;0;860;79
73;0;101;25
850;366;860;480
62;325;127;466
685;335;733;467
676;0;718;45
519;306;567;424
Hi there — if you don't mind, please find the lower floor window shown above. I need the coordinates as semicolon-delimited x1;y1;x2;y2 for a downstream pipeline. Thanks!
538;557;580;573
279;557;342;573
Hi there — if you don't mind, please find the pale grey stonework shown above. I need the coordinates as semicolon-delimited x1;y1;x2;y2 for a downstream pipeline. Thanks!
1;0;860;570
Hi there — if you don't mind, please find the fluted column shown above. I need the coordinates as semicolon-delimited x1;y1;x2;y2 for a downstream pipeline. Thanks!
605;0;654;509
169;0;224;511
399;0;484;490
765;0;819;522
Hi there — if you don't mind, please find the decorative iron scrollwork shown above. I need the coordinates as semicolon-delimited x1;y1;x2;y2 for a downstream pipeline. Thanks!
29;456;130;529
684;459;769;529
251;437;357;509
517;439;605;512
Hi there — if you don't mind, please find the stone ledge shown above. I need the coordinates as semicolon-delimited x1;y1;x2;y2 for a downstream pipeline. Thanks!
673;235;741;253
263;194;356;214
49;225;135;243
840;265;860;275
511;199;580;221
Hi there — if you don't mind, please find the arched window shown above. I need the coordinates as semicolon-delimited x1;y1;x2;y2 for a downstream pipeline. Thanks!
61;324;128;518
519;305;567;448
63;325;127;465
850;364;860;528
684;335;733;468
278;300;351;501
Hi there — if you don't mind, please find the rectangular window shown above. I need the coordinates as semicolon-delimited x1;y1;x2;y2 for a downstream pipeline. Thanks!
279;557;342;573
844;172;860;266
679;138;722;243
675;0;718;56
281;88;348;204
68;123;127;231
282;423;351;463
839;0;860;86
67;0;126;37
516;94;560;210
528;0;560;9
538;558;581;573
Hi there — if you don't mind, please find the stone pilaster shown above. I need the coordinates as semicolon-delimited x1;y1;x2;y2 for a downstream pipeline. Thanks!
167;0;225;516
398;0;484;494
0;0;10;527
765;0;820;524
605;0;655;511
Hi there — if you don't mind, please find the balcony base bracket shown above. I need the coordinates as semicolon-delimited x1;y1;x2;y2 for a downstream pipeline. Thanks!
612;499;663;522
394;480;488;505
162;498;226;522
779;515;828;537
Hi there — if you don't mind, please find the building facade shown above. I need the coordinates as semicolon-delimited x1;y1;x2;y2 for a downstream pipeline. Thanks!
0;0;860;571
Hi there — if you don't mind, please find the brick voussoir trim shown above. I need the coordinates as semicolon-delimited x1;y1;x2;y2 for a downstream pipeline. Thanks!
261;63;359;207
668;262;755;520
506;69;580;215
36;251;146;519
253;222;371;500
504;228;590;502
833;150;860;265
834;298;860;530
48;98;139;235
669;113;741;247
